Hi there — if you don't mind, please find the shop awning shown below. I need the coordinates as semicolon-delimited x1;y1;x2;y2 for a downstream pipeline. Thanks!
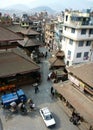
53;81;93;126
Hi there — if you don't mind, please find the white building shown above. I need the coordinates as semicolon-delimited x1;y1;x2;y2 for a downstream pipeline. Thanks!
53;12;64;50
61;10;93;66
53;21;63;50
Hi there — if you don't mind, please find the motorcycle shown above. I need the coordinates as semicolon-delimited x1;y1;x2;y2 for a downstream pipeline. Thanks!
70;112;81;126
27;98;36;111
18;103;27;115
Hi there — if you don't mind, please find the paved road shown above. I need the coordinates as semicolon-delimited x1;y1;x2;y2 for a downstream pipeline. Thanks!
0;47;80;130
0;118;3;130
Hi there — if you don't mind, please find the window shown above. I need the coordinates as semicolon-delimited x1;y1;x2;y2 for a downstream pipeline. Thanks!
78;41;84;47
76;53;81;58
63;37;65;41
86;41;91;46
83;52;89;60
66;15;68;21
59;30;62;33
22;22;24;25
81;29;86;34
45;114;52;120
89;29;93;34
67;61;69;66
69;39;73;45
67;50;71;59
64;26;66;30
71;28;75;33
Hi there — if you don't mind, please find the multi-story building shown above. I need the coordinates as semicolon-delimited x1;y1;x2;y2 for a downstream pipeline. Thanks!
54;21;63;50
0;14;12;26
0;26;41;91
45;22;55;50
53;62;93;129
61;9;93;66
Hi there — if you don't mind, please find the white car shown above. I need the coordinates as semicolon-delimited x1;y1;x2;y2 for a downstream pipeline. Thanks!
40;107;56;127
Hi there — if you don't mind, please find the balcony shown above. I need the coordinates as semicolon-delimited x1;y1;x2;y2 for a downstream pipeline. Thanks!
70;15;93;26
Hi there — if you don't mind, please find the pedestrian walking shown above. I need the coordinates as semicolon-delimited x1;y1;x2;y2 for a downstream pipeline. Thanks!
50;86;55;98
45;51;47;58
89;125;93;130
51;86;53;94
35;86;39;94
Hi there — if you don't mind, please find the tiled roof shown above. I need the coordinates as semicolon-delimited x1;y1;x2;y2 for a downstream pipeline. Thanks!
67;62;93;87
0;50;40;77
0;26;23;42
56;50;65;57
52;50;65;58
54;81;93;126
18;37;41;47
7;25;40;35
49;57;65;67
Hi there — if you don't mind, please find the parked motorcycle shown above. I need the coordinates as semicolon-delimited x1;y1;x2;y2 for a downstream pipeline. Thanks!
18;102;27;115
9;101;18;113
27;98;36;111
70;112;81;126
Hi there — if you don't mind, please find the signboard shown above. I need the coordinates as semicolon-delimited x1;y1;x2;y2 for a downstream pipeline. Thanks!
68;74;79;86
79;82;84;91
68;74;84;92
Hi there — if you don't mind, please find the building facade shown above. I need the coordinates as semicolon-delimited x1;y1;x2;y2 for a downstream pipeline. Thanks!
54;62;93;129
45;22;55;50
54;21;63;50
61;10;93;66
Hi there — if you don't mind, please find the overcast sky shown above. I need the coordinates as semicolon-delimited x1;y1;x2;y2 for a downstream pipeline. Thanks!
0;0;93;10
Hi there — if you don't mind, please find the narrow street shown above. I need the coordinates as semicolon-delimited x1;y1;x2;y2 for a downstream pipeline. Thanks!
0;47;80;130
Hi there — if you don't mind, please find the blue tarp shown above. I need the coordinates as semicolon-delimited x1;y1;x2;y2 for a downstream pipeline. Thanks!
1;92;18;106
17;89;25;97
1;89;27;107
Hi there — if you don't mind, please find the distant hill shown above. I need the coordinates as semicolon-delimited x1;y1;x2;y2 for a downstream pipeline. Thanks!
0;9;24;16
0;4;30;16
0;0;93;13
4;4;30;11
0;5;56;16
31;6;56;14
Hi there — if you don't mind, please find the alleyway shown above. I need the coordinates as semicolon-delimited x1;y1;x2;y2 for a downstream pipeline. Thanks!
0;46;86;130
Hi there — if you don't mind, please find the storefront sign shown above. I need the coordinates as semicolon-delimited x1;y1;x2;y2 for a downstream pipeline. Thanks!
68;74;79;86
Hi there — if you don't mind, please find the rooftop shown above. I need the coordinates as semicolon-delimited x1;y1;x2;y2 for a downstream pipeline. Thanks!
18;37;41;47
54;81;93;126
67;62;93;87
7;25;40;35
0;26;23;42
0;49;40;78
49;57;65;67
